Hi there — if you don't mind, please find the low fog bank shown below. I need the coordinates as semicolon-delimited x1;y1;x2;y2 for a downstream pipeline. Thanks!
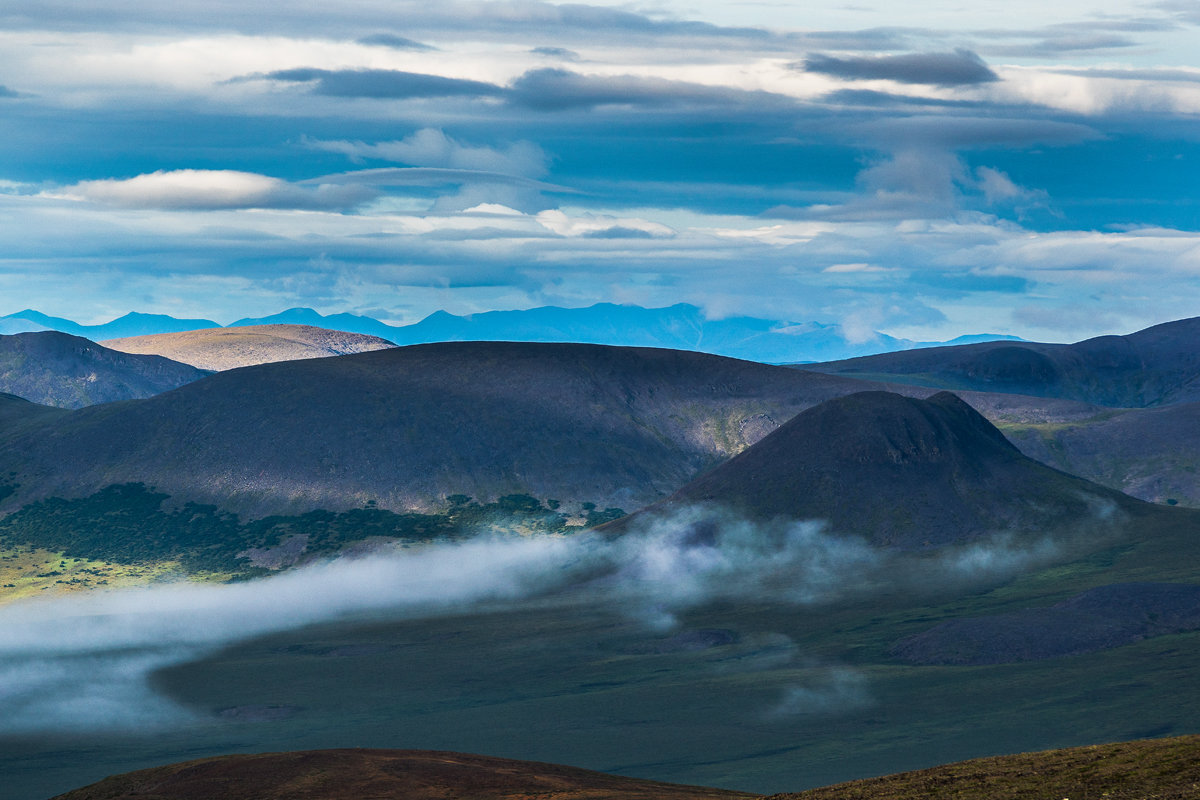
0;505;1106;734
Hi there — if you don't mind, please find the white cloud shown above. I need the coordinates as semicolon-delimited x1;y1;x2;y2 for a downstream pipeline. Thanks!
53;169;373;210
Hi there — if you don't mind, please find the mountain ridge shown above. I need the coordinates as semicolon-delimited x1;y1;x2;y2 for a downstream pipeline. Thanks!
4;304;1021;364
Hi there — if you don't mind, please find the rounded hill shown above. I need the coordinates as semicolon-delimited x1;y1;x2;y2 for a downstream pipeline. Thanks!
664;391;1137;547
50;748;756;800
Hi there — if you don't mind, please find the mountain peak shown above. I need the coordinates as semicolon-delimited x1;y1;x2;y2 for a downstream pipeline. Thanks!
665;390;1129;547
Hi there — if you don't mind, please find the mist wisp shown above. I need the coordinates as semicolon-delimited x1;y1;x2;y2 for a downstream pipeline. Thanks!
0;504;1103;734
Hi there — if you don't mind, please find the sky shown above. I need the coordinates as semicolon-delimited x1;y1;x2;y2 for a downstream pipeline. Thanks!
0;0;1198;341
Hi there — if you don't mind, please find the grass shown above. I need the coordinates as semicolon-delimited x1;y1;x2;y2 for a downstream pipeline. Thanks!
0;545;211;602
768;734;1200;799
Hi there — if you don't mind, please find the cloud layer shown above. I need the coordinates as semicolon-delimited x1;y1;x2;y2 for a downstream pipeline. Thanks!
0;0;1197;339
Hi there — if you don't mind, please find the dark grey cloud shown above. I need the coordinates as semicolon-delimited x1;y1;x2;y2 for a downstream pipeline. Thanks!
507;68;792;111
531;46;580;60
257;68;503;99
801;49;998;87
357;33;436;51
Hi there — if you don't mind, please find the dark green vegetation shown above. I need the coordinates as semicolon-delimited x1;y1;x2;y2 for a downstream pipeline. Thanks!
647;391;1136;547
51;748;758;800
0;331;208;408
0;482;621;575
0;342;883;518
768;735;1200;799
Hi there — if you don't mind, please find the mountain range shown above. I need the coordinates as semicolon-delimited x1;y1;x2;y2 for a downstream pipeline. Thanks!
4;320;1200;799
3;304;1020;364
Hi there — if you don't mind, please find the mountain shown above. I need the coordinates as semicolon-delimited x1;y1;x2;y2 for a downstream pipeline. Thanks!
807;316;1200;408
3;310;220;341
0;331;209;409
0;342;884;518
51;749;756;800
629;391;1137;547
999;400;1200;506
0;318;48;335
234;303;1021;363
10;304;1020;364
100;325;396;371
769;735;1200;800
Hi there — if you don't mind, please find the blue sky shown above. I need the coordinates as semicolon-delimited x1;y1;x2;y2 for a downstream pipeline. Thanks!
0;0;1198;341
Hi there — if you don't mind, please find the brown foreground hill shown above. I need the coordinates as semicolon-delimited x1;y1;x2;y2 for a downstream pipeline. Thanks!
49;749;758;800
52;737;1200;800
101;324;395;370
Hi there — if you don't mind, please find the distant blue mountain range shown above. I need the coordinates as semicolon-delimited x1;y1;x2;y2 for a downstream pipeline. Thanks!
2;304;1020;364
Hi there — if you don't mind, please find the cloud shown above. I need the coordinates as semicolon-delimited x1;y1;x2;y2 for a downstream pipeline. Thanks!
255;68;503;99
306;129;550;178
55;170;375;210
531;46;580;60
507;68;791;111
0;85;19;98
801;49;998;86
770;669;871;717
537;209;674;238
356;33;436;50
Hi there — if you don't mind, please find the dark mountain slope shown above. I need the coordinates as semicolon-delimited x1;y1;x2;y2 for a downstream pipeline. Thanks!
0;342;881;516
997;399;1200;506
0;331;209;408
807;316;1200;408
657;391;1137;547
